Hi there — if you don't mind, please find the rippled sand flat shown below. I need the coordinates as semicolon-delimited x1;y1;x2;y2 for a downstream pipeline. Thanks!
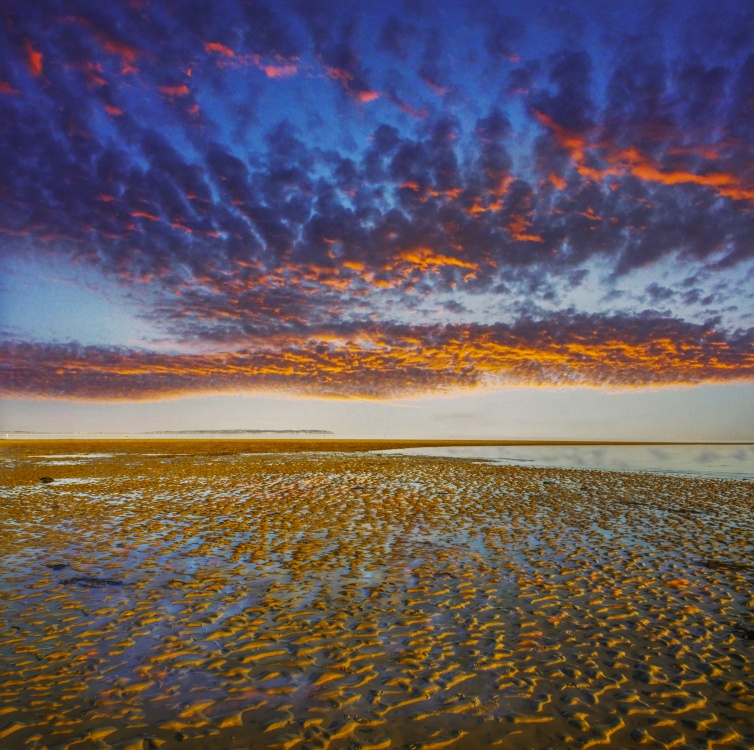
1;440;753;749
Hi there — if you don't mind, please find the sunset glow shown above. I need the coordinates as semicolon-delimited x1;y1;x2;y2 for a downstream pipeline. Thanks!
1;0;753;434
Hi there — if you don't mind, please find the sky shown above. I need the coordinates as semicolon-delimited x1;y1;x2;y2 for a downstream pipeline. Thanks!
1;0;753;438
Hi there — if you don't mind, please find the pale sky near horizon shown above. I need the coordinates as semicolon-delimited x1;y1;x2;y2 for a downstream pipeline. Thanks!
2;0;753;435
3;382;753;441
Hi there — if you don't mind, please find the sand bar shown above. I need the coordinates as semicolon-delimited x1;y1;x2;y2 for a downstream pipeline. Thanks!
0;440;752;749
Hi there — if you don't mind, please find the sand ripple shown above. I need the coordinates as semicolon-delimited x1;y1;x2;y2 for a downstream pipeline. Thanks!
0;441;752;749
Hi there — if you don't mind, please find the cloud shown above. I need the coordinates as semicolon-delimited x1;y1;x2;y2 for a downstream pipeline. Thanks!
2;314;752;400
320;44;380;103
1;0;754;400
485;22;523;62
418;29;455;97
377;15;417;61
23;40;43;77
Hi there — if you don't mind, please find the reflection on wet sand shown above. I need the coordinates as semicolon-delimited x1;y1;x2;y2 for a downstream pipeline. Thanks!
0;441;752;749
384;444;754;480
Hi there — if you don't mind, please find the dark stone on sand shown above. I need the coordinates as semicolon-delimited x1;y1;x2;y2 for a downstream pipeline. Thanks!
60;576;124;587
46;563;69;571
702;559;751;572
735;626;754;640
39;477;54;484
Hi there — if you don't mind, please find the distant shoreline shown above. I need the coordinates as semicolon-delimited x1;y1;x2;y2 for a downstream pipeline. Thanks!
3;429;333;435
146;430;333;435
1;436;752;447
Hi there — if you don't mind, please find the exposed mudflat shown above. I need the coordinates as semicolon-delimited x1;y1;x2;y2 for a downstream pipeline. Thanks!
0;441;752;749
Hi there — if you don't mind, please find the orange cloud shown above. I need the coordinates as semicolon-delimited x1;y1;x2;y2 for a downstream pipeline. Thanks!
95;33;141;74
325;66;352;84
205;43;298;80
24;40;43;77
507;213;543;242
323;65;378;102
391;96;429;119
159;84;190;97
66;60;106;86
281;247;480;293
422;77;451;97
395;248;477;274
63;16;142;73
355;89;379;103
548;173;567;191
131;211;160;221
262;63;297;78
3;319;753;400
204;41;237;58
535;110;754;203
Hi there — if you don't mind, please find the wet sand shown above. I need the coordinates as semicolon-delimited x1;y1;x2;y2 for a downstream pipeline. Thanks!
1;440;753;749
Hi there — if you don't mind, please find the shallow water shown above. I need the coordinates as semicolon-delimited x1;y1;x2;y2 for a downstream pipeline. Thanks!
383;443;754;480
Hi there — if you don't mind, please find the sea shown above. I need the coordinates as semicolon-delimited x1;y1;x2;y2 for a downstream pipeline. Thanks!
382;443;754;481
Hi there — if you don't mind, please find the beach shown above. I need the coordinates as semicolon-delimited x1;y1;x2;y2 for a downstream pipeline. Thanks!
1;441;752;749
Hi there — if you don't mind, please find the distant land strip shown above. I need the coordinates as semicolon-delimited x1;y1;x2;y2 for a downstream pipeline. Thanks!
4;429;333;435
145;429;333;435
